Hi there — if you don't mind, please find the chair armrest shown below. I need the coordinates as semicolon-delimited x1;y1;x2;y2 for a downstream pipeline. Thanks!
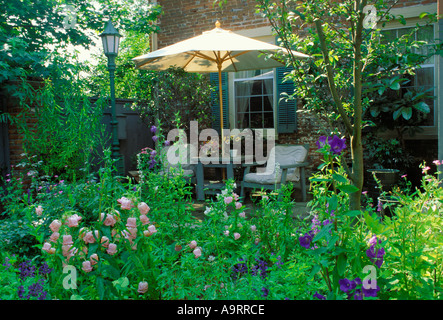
242;162;261;167
280;162;310;169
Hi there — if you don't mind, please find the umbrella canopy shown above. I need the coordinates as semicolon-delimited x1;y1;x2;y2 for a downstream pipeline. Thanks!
132;21;309;133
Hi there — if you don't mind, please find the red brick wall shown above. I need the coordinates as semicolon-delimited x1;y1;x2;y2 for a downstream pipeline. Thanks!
156;0;270;48
2;81;42;186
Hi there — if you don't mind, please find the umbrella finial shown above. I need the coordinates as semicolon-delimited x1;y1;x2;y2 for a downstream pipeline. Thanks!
215;20;221;28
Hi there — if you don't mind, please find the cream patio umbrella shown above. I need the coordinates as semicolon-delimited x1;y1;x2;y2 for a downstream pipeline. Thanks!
132;21;309;134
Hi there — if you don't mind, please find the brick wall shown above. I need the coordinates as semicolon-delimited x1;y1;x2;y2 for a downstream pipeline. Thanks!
156;0;270;48
1;81;42;186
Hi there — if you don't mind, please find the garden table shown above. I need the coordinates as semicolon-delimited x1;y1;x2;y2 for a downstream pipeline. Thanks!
193;155;252;200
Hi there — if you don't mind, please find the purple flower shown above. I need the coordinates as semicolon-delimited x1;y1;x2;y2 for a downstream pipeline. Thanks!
299;233;313;249
362;280;380;297
366;245;385;268
164;140;171;146
150;125;157;134
328;135;347;155
339;278;356;292
353;289;363;300
316;136;328;149
313;292;326;300
152;135;158;143
261;287;269;297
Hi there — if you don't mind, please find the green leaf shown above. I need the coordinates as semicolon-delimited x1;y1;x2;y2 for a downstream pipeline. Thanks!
337;184;359;194
328;195;338;211
313;223;333;242
344;210;362;217
414;101;430;114
389;82;401;90
401;107;412;120
332;173;348;184
337;253;347;276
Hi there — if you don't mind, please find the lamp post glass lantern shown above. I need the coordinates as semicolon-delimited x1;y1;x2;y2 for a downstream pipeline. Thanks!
100;20;124;175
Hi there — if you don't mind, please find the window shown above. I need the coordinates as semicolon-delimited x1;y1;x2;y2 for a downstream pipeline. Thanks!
233;69;275;129
381;25;435;127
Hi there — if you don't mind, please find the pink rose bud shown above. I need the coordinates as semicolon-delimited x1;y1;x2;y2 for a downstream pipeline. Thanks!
126;217;137;228
137;281;149;294
139;214;150;225
193;248;202;258
49;232;60;242
82;261;93;273
233;193;239;201
90;253;99;265
250;225;257;232
35;205;43;216
49;219;62;233
101;236;110;248
107;243;117;255
62;235;73;246
224;196;233;204
235;202;242;209
188;240;197;249
223;230;229;236
148;225;157;234
48;248;55;254
234;232;241;240
239;211;246;218
138;202;150;215
42;242;51;253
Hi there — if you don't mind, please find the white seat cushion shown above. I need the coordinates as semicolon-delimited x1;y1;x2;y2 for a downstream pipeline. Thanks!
244;145;307;184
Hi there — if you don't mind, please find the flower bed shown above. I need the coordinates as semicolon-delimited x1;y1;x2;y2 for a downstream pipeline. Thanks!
1;134;443;300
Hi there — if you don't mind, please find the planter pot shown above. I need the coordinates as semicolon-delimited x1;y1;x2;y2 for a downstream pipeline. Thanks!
377;196;400;218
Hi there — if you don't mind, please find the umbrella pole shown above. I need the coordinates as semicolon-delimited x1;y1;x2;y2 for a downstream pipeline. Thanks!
218;66;226;180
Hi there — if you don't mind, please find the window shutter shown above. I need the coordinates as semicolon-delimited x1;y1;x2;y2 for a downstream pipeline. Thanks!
276;66;297;134
210;72;229;132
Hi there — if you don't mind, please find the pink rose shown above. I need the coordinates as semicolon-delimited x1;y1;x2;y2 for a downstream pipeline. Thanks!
233;193;239;201
235;202;242;209
188;240;197;249
49;232;60;242
67;216;79;228
223;230;229;236
137;281;149;294
193;248;202;258
62;245;72;257
62;235;73;246
143;225;157;237
239;211;246;218
118;197;134;210
35;205;43;216
126;217;137;228
83;231;96;244
234;232;241;240
49;219;62;233
107;243;117;255
90;253;99;265
139;214;150;225
102;213;116;227
42;242;51;253
82;261;93;273
138;202;150;215
127;227;138;240
224;196;233;204
250;225;257;232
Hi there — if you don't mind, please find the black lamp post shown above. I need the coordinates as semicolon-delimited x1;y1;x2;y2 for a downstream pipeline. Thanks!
100;19;124;175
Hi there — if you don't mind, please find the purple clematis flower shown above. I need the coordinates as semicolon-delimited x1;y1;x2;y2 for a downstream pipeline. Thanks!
313;292;326;300
150;125;157;134
339;278;356;292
